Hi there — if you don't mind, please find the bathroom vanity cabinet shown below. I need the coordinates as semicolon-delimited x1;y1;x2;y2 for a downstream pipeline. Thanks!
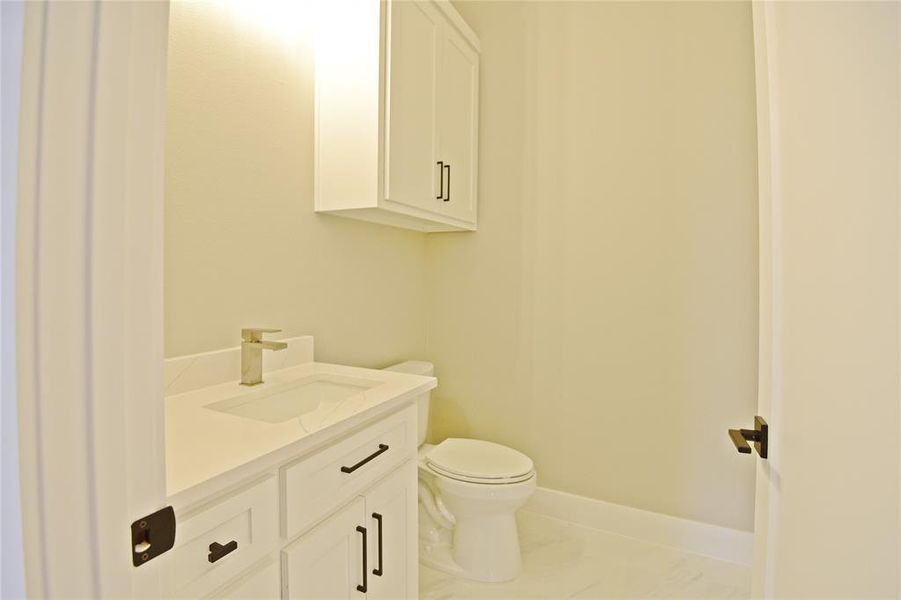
283;464;416;600
163;345;434;599
315;0;480;232
168;405;417;599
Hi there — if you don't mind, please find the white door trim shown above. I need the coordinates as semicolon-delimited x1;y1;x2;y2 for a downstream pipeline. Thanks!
15;1;169;596
898;4;901;594
1;1;27;597
750;3;779;595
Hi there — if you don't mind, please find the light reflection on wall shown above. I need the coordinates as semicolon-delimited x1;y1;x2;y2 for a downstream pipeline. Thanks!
212;0;315;49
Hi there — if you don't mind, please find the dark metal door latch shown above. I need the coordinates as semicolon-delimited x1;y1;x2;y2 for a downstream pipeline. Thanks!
728;416;768;459
131;506;176;567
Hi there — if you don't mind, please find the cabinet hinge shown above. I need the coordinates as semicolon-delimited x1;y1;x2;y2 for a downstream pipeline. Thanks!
131;506;176;567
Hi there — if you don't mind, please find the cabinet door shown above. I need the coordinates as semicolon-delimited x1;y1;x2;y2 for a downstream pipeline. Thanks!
365;462;418;600
435;19;479;225
384;0;442;212
282;498;367;600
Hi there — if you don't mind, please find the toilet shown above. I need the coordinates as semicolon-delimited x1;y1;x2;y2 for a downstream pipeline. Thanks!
384;361;537;583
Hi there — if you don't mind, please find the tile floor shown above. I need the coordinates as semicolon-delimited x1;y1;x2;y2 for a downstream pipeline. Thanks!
420;511;751;600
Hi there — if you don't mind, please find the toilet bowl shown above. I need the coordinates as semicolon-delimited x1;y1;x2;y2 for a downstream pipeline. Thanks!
384;361;537;583
420;439;536;582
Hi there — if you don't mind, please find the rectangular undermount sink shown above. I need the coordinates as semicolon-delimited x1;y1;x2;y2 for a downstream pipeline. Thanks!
205;374;380;424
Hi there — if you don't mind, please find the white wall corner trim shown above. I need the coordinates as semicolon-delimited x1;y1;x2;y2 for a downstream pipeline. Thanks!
523;487;753;566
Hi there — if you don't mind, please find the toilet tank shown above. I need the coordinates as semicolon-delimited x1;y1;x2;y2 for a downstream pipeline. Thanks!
383;360;434;447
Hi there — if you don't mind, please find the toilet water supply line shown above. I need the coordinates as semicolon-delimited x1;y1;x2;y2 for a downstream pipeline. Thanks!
418;480;456;529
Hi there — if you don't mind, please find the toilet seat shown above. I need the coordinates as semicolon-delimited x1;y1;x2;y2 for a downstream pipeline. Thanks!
425;438;535;485
427;463;535;485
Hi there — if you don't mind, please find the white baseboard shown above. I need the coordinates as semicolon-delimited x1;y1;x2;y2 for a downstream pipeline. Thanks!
523;487;753;566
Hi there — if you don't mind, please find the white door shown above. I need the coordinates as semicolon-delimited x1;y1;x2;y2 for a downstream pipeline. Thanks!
283;498;368;600
751;1;901;596
14;1;170;598
435;19;479;224
384;0;442;213
365;462;418;600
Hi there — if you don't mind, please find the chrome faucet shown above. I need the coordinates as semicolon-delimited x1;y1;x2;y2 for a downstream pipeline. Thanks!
240;328;288;386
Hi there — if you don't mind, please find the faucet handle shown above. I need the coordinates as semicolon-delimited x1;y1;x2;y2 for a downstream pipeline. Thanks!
241;328;282;343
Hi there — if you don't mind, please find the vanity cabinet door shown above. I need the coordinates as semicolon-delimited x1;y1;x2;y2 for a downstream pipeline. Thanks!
365;461;418;600
384;0;442;213
434;17;479;225
282;498;367;600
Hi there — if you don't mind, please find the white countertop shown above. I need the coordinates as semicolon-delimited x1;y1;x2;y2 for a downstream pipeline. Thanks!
165;361;436;504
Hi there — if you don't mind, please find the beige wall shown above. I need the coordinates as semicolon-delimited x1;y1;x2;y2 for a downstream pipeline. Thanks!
165;1;427;366
165;0;759;532
426;1;759;531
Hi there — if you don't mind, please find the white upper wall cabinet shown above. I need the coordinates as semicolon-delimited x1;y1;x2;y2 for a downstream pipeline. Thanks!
435;19;479;224
314;0;481;232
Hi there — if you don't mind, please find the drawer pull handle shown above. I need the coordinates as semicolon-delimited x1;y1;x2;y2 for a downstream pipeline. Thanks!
208;540;237;563
356;526;368;593
444;163;451;202
372;512;384;576
341;444;389;474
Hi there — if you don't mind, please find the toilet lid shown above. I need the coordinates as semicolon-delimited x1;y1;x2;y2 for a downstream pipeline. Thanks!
426;438;534;482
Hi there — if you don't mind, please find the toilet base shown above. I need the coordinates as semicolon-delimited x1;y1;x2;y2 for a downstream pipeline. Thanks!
450;513;522;582
420;542;466;578
418;488;527;583
418;515;524;583
417;450;535;584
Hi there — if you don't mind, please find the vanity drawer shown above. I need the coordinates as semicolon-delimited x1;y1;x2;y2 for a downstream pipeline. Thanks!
206;559;281;600
282;405;416;538
171;476;279;598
